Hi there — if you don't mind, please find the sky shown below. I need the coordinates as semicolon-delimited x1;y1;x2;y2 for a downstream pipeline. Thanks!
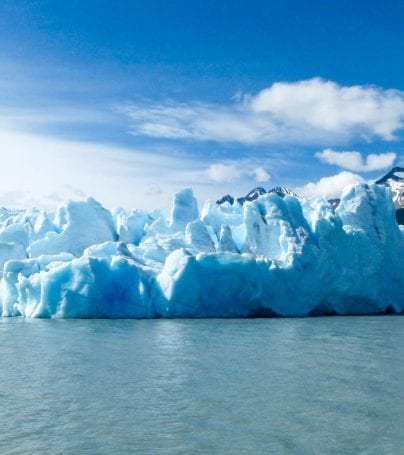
0;0;404;210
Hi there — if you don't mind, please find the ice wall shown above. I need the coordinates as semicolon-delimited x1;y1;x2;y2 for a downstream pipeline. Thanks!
0;184;402;318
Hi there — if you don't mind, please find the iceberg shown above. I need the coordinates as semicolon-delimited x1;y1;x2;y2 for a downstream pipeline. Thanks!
0;182;402;318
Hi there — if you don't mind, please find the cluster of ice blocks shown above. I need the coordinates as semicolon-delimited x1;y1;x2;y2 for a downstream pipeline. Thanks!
0;183;402;317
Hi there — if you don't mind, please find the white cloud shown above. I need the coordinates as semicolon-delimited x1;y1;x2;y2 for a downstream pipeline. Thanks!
315;148;396;172
295;171;365;199
254;167;270;182
250;78;404;140
0;125;277;211
205;163;241;182
0;127;206;211
204;163;272;184
123;78;404;144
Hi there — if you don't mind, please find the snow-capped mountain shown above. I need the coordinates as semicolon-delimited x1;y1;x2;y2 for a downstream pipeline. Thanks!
216;194;235;205
216;168;403;224
267;186;297;198
375;167;404;224
237;187;267;205
216;186;296;205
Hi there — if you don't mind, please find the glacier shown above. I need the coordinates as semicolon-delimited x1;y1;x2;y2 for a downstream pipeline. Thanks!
0;183;403;318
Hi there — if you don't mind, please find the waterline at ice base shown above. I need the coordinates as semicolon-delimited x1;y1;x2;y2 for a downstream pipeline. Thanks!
0;182;403;318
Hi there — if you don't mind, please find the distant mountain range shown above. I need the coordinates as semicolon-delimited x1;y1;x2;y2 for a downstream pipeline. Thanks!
217;186;296;205
216;167;404;225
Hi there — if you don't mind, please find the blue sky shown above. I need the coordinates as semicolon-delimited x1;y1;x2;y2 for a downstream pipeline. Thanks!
0;0;403;209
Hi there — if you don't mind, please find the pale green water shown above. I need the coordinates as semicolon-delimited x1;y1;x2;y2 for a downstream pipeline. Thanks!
0;316;403;454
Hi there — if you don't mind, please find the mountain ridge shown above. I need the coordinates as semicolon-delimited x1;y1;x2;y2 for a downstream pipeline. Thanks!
216;186;296;205
216;167;404;225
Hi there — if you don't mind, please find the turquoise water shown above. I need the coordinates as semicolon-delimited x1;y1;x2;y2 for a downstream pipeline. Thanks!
0;317;403;454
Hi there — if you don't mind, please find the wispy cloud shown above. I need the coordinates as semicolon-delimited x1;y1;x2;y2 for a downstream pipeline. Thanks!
315;148;396;172
0;127;203;211
0;125;279;211
122;78;404;145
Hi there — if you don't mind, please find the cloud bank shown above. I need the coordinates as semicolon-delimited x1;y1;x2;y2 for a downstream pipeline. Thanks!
315;148;396;172
123;78;404;145
0;126;276;211
0;127;205;210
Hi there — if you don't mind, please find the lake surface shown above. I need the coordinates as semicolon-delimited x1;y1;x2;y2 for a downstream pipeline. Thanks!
0;316;403;454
